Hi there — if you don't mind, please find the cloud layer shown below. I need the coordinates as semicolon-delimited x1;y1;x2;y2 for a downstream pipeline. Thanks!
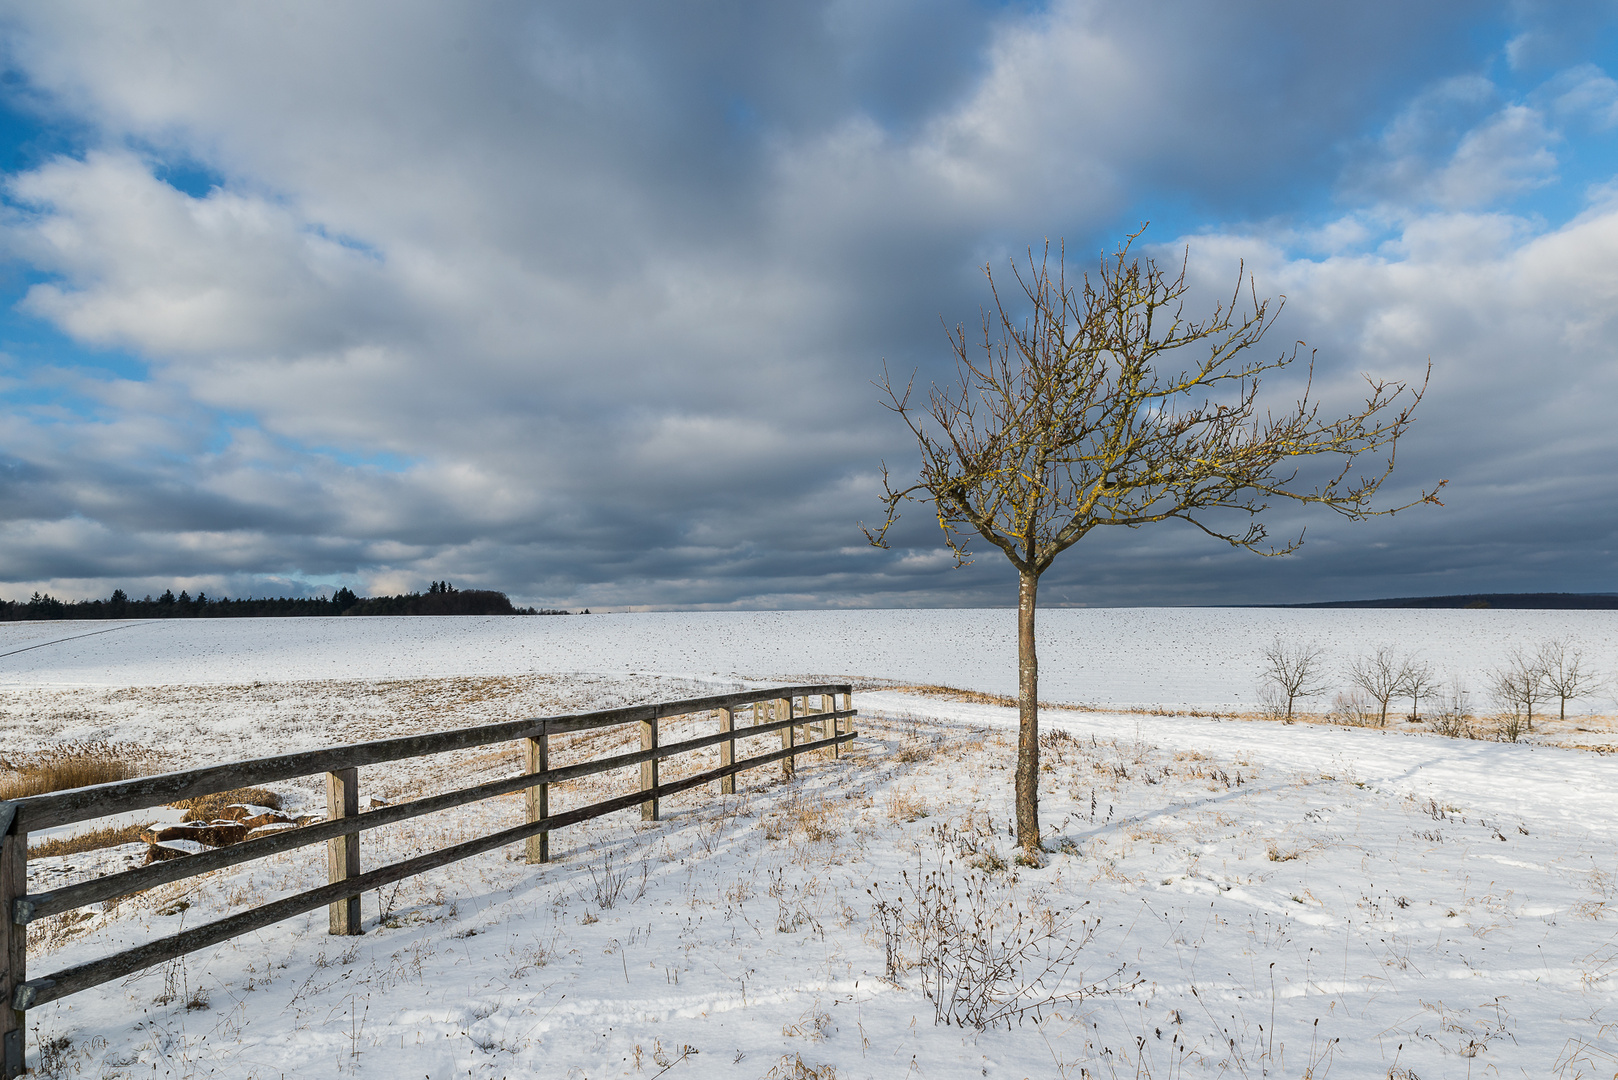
0;1;1615;607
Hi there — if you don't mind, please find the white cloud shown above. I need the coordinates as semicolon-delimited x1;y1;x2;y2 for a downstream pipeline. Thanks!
1344;76;1564;212
7;151;397;355
1430;105;1558;207
1543;64;1618;128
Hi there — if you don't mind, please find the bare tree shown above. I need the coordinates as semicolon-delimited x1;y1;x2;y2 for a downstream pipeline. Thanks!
1489;647;1548;731
867;231;1442;852
1347;647;1408;727
1259;637;1330;721
1397;656;1438;722
1538;638;1599;721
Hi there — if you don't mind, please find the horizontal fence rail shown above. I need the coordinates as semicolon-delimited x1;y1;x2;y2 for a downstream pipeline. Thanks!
0;683;856;1079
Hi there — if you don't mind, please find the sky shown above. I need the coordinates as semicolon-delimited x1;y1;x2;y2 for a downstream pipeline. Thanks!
0;1;1616;611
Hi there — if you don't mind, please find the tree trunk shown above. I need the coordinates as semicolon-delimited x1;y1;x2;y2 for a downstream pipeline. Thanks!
1015;569;1040;852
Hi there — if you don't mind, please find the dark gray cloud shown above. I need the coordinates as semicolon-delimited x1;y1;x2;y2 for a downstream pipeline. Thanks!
0;1;1615;608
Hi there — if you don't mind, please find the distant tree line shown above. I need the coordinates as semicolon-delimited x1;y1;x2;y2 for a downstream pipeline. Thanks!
0;581;583;620
1283;592;1618;609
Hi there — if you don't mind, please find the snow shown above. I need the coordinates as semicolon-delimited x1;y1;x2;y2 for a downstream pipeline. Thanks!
4;610;1618;1078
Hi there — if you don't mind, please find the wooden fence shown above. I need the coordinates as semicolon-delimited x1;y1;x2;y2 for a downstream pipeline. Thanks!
0;683;856;1078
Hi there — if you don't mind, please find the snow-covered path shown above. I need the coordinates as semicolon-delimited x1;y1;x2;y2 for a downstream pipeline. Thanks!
865;690;1618;844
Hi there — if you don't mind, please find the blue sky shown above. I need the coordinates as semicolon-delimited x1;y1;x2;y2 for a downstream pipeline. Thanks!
0;1;1616;609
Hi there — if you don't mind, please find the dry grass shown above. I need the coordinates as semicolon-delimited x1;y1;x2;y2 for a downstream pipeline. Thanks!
885;787;929;823
0;740;155;801
171;787;284;821
888;684;1019;708
29;822;149;858
789;794;843;844
766;1053;838;1079
0;744;293;857
782;1007;833;1042
893;737;937;763
885;683;1247;720
1265;839;1318;863
760;790;844;845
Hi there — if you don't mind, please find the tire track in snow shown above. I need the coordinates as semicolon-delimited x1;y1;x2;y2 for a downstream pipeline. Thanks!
0;621;150;661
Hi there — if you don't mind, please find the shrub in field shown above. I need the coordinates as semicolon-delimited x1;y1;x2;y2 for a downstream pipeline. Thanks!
1426;713;1476;739
1494;714;1526;743
1328;690;1379;727
585;852;647;911
868;867;1134;1029
1422;679;1486;740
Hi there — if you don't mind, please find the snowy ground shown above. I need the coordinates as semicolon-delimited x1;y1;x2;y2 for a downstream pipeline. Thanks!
5;611;1618;1078
3;607;1616;712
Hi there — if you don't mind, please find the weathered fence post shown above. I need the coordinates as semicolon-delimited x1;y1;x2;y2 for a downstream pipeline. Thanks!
640;715;659;821
753;701;765;778
325;768;361;935
780;697;796;779
2;805;24;1080
719;708;735;795
525;721;549;864
830;693;842;759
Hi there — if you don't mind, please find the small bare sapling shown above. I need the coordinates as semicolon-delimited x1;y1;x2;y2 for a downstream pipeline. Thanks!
1258;637;1330;721
1538;638;1600;721
1346;647;1412;726
1397;656;1438;722
1489;647;1548;732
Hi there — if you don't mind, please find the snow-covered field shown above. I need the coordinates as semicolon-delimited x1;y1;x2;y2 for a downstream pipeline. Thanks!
5;610;1618;1078
4;607;1617;711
